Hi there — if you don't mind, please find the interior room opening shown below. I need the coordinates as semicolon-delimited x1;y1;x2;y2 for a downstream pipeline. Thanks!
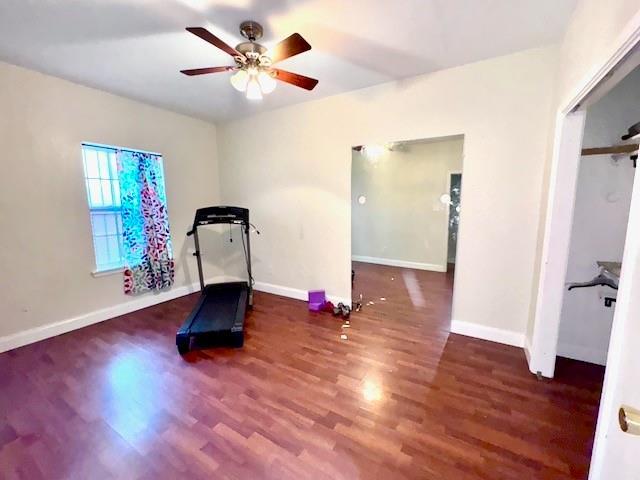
557;66;640;370
350;136;464;327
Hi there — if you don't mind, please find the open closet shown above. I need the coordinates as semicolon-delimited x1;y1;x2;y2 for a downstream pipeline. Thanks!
557;67;640;366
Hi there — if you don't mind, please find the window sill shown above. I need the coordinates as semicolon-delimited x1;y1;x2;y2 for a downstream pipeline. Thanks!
91;267;125;278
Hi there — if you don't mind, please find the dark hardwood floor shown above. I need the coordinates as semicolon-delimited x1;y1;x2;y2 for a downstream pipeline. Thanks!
0;262;604;479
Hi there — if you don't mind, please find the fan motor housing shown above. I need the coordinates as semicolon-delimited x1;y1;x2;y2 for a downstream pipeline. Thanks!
239;20;263;41
236;41;267;57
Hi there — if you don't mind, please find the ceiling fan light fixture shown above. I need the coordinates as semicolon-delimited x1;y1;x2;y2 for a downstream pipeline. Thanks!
246;77;263;100
181;23;318;100
258;71;277;94
230;69;249;92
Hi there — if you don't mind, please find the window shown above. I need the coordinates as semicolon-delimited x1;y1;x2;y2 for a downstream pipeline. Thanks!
82;144;124;272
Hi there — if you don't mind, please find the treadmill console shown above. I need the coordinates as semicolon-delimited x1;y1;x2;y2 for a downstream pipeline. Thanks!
190;206;249;231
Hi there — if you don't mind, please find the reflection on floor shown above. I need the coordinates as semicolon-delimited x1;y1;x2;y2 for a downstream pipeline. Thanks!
352;261;454;329
0;263;604;479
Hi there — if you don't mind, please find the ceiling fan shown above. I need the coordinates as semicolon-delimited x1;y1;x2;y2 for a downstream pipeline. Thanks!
180;21;318;100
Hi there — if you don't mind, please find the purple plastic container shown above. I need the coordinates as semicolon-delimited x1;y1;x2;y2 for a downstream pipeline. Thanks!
308;290;326;311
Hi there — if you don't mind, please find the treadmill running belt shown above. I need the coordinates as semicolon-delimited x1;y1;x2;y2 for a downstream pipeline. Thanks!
190;284;243;334
177;281;248;353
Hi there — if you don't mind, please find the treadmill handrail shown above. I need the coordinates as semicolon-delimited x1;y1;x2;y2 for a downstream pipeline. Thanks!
188;206;254;295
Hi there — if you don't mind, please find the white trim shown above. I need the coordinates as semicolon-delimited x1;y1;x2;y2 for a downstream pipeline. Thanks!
253;281;352;306
524;337;533;367
254;281;307;301
351;255;447;272
557;343;607;366
0;278;216;353
82;141;162;157
529;111;586;378
450;320;525;348
91;267;125;278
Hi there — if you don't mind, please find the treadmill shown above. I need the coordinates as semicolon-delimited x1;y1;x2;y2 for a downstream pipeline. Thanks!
176;206;254;355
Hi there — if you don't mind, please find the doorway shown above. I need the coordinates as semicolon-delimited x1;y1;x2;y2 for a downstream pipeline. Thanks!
556;68;639;367
350;136;464;326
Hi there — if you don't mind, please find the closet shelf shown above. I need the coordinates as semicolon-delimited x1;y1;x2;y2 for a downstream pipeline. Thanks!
581;144;638;156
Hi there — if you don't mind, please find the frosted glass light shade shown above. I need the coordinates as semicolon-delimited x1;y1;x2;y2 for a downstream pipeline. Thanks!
364;144;386;159
246;78;263;100
258;71;277;94
230;70;249;92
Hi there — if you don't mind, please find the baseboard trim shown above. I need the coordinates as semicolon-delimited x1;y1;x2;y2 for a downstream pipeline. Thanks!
352;255;446;272
450;319;525;348
1;276;352;353
524;337;536;372
253;281;351;306
524;338;532;363
0;277;230;354
557;343;607;366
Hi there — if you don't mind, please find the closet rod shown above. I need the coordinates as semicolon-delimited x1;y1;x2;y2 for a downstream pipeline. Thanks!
581;144;639;156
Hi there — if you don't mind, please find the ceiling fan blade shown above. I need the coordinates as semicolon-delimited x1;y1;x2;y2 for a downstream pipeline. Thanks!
180;66;234;76
273;68;318;91
269;33;311;64
186;27;242;58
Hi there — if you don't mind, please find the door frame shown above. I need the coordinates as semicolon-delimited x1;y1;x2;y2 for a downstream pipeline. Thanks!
527;10;640;480
529;9;640;377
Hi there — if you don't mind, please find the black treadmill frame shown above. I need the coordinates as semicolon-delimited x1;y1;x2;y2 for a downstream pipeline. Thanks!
189;206;253;303
176;206;253;354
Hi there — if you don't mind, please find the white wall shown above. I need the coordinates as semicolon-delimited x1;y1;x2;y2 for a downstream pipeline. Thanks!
0;61;220;343
558;68;639;365
218;46;558;339
351;138;463;271
556;0;640;109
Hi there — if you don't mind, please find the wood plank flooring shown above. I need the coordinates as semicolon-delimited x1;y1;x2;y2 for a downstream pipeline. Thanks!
0;262;604;479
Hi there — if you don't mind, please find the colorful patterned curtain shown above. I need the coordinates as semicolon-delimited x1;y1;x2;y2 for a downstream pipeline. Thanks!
117;150;174;295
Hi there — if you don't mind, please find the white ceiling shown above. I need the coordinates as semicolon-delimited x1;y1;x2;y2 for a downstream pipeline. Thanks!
0;0;577;123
